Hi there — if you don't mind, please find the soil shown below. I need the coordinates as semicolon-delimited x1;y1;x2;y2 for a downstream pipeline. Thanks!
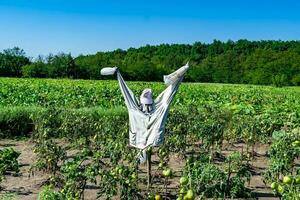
0;139;282;200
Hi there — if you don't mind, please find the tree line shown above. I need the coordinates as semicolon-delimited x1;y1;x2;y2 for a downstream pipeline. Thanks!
1;40;300;86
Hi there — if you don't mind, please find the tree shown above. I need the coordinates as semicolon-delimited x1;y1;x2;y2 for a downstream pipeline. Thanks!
47;53;77;78
0;47;30;77
0;41;299;86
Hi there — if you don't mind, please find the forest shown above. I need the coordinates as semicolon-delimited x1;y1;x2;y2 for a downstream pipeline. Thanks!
0;39;300;86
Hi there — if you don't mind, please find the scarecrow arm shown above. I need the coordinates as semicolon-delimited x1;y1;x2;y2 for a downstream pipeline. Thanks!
116;71;140;109
163;63;189;87
155;63;189;105
101;67;139;109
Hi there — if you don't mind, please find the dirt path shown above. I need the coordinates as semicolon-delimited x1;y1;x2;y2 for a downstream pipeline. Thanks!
0;140;279;200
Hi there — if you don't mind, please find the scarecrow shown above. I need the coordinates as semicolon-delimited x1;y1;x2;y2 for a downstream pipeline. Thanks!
101;63;189;163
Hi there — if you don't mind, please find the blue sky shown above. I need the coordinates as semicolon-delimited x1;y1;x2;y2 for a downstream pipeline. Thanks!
0;0;299;58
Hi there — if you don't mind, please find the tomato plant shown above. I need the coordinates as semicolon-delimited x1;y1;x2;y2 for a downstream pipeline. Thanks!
97;164;141;200
264;129;300;183
1;78;300;199
0;148;20;188
263;128;300;198
183;152;251;199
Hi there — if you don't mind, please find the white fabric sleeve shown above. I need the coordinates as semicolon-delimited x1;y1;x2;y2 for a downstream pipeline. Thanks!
116;70;139;109
101;67;118;75
163;63;189;86
155;63;189;105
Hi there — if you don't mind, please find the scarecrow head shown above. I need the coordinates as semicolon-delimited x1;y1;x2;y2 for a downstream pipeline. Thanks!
140;88;153;113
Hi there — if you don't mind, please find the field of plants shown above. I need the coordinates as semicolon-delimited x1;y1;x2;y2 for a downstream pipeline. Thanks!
0;77;300;200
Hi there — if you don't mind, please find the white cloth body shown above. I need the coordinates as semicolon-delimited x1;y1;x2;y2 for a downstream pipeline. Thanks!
101;64;189;162
116;64;189;149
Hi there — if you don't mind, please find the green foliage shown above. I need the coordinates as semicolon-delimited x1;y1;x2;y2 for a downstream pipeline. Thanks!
22;61;48;78
28;104;140;199
0;79;299;145
291;73;300;86
0;148;20;187
0;193;17;200
1;41;300;85
31;139;66;175
165;109;191;154
184;152;251;198
194;105;232;151
97;164;141;200
46;53;77;78
272;74;289;87
38;185;63;200
1;78;300;110
263;128;300;183
0;106;35;138
0;77;296;198
277;173;300;199
59;155;99;200
21;53;77;78
30;107;66;175
0;47;30;77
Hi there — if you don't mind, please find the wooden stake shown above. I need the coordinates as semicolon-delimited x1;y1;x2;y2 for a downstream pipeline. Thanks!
147;147;152;190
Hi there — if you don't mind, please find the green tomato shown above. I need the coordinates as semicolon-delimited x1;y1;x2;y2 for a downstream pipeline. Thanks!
180;177;189;185
270;182;278;190
295;177;300;184
162;168;172;177
276;185;284;194
184;189;195;200
131;173;137;180
158;162;165;168
283;176;292;184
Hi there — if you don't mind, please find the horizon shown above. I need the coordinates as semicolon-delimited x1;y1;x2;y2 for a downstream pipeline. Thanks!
1;0;300;58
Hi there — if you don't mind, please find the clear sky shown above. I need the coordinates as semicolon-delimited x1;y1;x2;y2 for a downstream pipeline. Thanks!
0;0;299;58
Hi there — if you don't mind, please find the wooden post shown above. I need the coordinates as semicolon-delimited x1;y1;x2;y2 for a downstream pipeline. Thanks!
164;177;167;200
147;147;152;190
